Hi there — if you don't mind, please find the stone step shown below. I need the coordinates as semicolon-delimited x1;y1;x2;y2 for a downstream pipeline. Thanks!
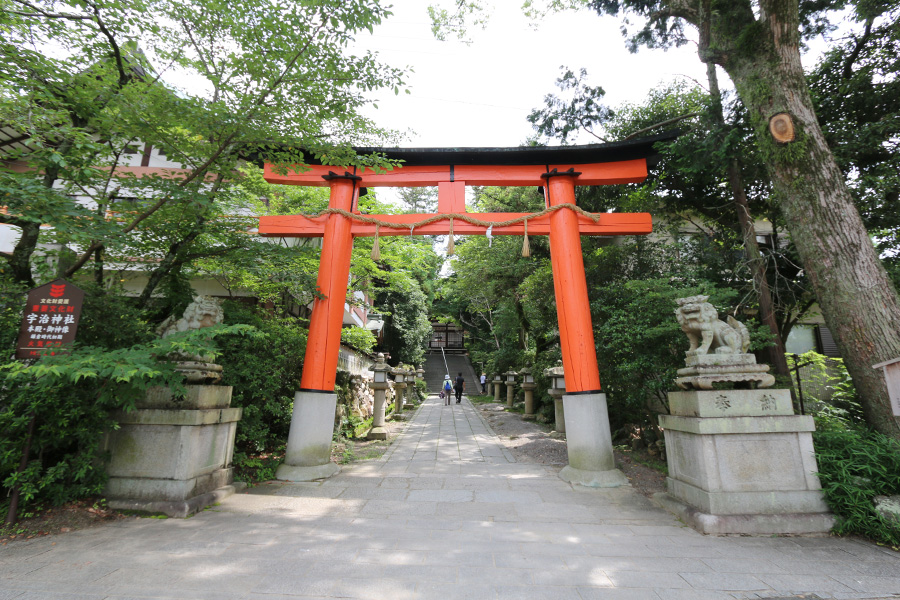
423;352;479;392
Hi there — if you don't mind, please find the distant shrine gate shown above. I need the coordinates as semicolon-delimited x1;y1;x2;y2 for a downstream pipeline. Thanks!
259;137;668;485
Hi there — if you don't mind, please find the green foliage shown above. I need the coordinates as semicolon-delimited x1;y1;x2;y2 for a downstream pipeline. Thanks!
341;326;376;354
377;275;431;365
0;0;406;291
808;6;900;271
813;428;900;547
532;71;813;346
592;278;745;430
788;352;863;430
435;186;550;377
233;451;283;485
72;285;156;350
339;415;373;440
0;280;29;356
0;325;252;514
414;378;428;402
217;302;307;453
527;66;613;143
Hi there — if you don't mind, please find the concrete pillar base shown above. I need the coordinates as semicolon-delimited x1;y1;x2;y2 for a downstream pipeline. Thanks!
276;462;340;482
367;426;388;440
522;414;537;421
279;390;339;482
562;392;625;487
559;465;628;488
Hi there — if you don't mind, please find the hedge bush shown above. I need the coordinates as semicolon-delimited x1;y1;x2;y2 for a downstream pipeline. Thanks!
217;302;307;454
813;427;900;547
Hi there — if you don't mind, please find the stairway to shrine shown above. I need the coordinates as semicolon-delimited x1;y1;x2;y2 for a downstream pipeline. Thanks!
422;352;479;393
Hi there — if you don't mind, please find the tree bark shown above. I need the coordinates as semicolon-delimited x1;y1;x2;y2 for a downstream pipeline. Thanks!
704;61;791;380
6;222;40;286
3;136;74;285
5;412;37;526
135;226;203;308
93;246;104;286
714;0;900;436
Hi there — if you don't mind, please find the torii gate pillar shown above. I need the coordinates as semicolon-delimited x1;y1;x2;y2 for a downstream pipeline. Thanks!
546;173;627;487
275;176;356;482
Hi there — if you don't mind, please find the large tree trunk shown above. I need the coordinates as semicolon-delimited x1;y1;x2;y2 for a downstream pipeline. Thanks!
705;61;791;381
136;227;203;309
6;221;40;286
718;1;900;436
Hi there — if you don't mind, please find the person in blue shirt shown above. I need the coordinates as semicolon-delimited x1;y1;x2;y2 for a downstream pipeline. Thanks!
442;375;453;406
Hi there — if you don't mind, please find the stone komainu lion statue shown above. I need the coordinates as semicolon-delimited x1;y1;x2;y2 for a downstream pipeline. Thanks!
157;296;224;338
675;295;750;356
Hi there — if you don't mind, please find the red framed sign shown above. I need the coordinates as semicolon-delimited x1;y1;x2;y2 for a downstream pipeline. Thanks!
15;279;85;360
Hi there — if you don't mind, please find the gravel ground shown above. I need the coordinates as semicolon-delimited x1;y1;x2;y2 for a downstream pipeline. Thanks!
475;400;668;497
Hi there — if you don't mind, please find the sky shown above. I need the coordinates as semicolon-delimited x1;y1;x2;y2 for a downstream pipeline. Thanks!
354;1;711;149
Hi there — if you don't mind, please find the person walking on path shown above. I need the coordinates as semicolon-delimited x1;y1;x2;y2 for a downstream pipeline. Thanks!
480;372;487;394
442;375;453;406
454;372;465;404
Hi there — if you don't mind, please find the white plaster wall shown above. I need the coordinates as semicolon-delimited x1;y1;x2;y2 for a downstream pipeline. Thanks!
785;325;817;354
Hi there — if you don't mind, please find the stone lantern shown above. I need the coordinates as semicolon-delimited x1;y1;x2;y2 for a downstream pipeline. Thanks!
544;360;566;433
504;370;518;408
492;373;503;402
404;367;417;407
416;365;425;380
392;367;407;415
367;353;390;440
520;364;537;420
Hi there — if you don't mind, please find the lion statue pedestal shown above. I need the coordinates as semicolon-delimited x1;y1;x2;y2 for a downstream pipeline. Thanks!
103;296;244;517
654;296;833;535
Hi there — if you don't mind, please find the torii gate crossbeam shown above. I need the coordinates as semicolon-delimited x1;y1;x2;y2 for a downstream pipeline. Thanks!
258;135;673;485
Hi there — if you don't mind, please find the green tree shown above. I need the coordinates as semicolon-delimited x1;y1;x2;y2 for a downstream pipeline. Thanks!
1;0;406;295
217;302;306;454
589;0;900;438
531;69;800;381
435;186;551;374
431;0;900;437
808;9;900;283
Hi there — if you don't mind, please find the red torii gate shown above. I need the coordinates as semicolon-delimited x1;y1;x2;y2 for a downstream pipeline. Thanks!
259;136;669;484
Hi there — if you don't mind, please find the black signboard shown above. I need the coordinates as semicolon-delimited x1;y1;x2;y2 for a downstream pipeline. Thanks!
15;279;85;360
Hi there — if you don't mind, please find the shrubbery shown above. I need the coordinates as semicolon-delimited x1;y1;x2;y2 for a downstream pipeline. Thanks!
217;301;307;454
592;279;756;433
414;378;427;402
0;323;251;519
802;359;900;547
341;325;376;354
814;427;900;547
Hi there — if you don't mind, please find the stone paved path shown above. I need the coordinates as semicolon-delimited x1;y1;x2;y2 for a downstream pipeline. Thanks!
1;394;899;599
